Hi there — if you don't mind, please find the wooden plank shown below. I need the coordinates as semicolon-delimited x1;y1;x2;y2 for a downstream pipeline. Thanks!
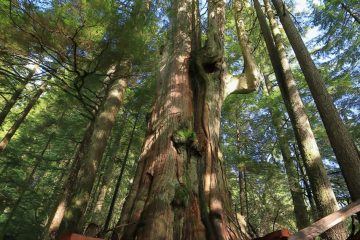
289;199;360;240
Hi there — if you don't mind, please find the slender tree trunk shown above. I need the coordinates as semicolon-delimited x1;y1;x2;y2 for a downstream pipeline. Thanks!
263;78;310;230
0;71;33;126
112;0;261;239
234;109;246;218
82;111;128;227
92;113;128;221
101;113;140;235
43;120;95;240
255;1;346;239
238;168;246;217
340;3;360;24
272;0;360;204
43;145;77;221
292;143;318;220
58;64;129;234
0;82;47;152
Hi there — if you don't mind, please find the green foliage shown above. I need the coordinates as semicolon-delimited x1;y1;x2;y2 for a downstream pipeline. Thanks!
0;0;358;238
173;127;196;145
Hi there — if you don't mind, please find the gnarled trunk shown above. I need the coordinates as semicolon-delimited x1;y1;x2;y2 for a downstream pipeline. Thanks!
112;0;260;239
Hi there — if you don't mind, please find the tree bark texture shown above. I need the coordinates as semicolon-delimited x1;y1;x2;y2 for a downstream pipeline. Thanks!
272;0;360;204
255;1;346;239
0;82;47;152
59;64;129;234
92;113;128;224
292;143;318;221
263;78;310;230
112;0;261;239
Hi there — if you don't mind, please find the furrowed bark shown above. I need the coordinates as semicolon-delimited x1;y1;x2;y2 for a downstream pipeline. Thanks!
272;0;360;206
254;1;346;239
113;1;202;238
0;82;47;152
112;0;262;239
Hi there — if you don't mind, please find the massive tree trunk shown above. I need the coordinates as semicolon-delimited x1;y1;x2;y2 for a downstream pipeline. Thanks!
0;82;47;152
0;71;33;127
262;78;310;230
112;0;260;239
254;1;346;239
59;64;129;234
271;0;360;204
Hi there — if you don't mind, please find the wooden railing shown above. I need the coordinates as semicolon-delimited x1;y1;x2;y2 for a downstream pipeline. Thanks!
58;200;360;240
254;199;360;240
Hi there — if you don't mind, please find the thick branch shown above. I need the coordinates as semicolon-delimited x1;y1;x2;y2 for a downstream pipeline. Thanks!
224;72;257;97
224;0;261;98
